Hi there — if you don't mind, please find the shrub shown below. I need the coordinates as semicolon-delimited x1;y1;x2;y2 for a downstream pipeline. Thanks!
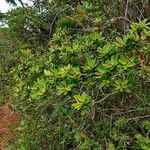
9;18;150;149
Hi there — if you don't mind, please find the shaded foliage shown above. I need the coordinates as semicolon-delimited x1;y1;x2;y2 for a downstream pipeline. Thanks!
0;0;150;149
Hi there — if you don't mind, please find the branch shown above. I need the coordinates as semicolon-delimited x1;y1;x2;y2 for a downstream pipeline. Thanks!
18;0;25;7
129;115;150;121
111;17;132;23
94;93;113;104
46;6;71;50
48;6;70;40
124;0;129;32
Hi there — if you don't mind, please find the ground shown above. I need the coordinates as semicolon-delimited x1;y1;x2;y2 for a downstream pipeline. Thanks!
0;100;18;150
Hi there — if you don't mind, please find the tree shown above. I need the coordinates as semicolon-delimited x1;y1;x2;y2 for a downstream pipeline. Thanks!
5;0;25;7
5;0;17;5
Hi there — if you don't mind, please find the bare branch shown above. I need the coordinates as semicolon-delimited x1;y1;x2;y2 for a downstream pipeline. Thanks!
94;93;113;104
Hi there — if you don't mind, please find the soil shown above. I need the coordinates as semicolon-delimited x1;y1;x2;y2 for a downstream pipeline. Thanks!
0;100;18;150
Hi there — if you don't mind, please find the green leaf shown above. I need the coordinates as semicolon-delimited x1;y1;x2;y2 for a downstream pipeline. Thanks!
83;57;97;71
103;55;118;69
56;82;74;96
113;79;131;93
30;78;48;99
97;43;114;58
44;69;51;76
89;32;104;42
114;37;126;47
72;92;92;110
107;143;115;150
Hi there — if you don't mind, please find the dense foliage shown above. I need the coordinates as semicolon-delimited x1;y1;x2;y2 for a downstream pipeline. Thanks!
0;28;15;101
0;0;150;149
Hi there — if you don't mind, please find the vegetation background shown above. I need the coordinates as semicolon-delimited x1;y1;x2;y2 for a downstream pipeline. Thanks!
0;0;150;149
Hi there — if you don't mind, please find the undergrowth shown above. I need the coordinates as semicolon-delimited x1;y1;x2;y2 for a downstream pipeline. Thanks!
0;1;150;150
9;12;150;150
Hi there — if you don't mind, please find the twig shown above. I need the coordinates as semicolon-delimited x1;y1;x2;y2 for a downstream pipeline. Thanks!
46;6;71;50
91;104;95;120
101;107;150;112
128;115;150;121
94;93;113;104
18;0;25;7
133;3;144;19
112;108;150;116
111;16;132;24
124;0;130;32
109;114;113;136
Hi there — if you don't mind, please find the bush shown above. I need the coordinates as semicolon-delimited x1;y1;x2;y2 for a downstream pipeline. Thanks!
9;17;150;149
0;28;15;102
